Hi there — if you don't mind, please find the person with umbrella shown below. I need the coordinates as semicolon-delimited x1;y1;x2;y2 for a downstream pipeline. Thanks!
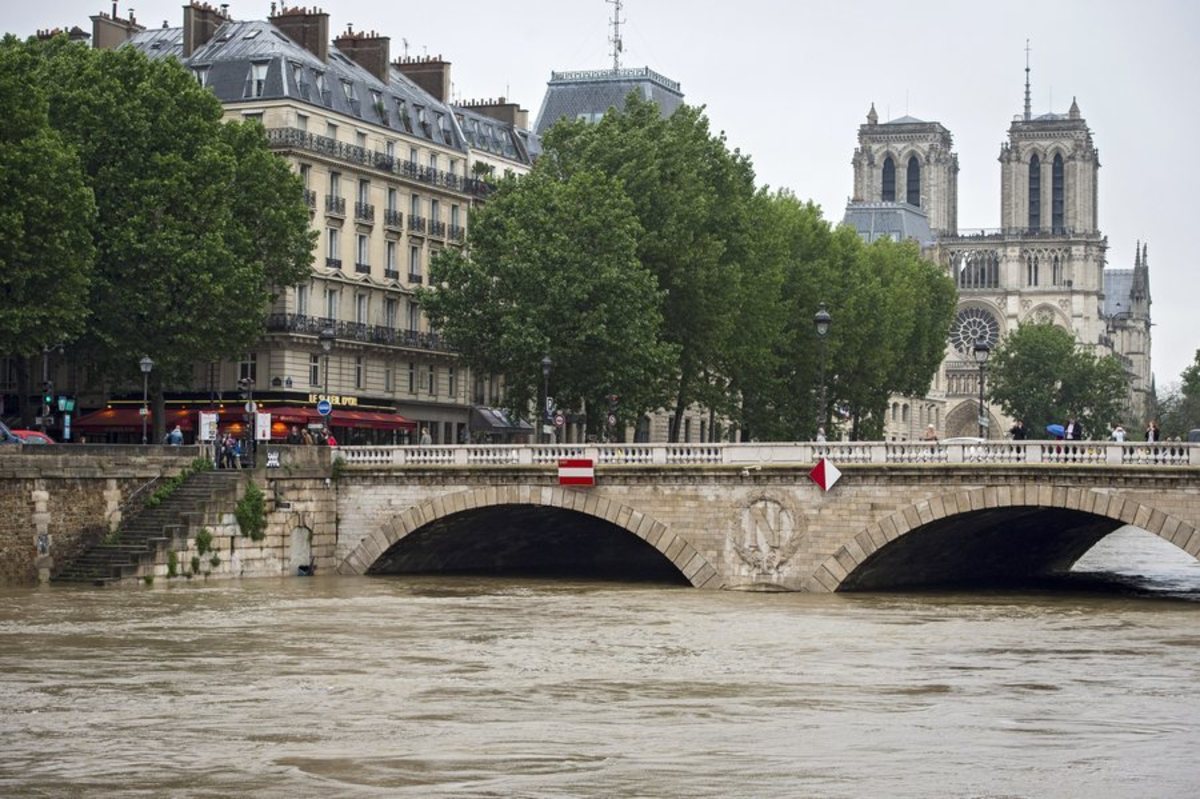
1065;417;1085;440
1046;423;1065;440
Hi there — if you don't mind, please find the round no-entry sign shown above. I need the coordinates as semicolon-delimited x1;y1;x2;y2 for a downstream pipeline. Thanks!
316;399;333;416
553;412;566;427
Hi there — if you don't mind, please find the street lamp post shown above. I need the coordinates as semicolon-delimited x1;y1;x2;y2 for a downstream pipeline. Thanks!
973;338;991;438
139;355;154;445
541;355;553;445
319;326;336;434
813;303;832;437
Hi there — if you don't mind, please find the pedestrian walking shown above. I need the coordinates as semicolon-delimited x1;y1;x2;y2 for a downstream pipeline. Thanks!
420;427;432;445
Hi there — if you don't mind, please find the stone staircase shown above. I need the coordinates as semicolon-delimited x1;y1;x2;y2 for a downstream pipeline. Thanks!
53;470;243;585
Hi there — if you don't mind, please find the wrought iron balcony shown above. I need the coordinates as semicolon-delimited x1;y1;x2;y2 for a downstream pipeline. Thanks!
355;262;371;274
304;189;316;208
383;268;400;280
408;272;423;284
264;313;454;353
325;257;343;270
265;127;497;198
449;224;466;242
325;194;345;215
383;208;403;228
408;215;426;233
429;220;447;238
354;202;375;223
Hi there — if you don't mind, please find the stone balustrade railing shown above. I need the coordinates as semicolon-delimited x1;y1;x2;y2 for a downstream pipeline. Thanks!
335;441;1200;468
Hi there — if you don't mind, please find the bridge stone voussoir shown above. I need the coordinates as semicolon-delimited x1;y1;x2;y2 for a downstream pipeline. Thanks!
692;563;721;589
679;550;705;579
663;535;686;563
571;490;588;512
1051;486;1068;509
1161;516;1181;542
827;553;851;581
854;531;877;557
954;490;973;514
1037;485;1053;507
970;488;988;511
902;505;921;530
431;496;447;520
1181;527;1200;558
865;524;888;550
484;486;499;507
615;505;634;530
646;521;668;547
880;515;901;541
1118;500;1139;525
1105;497;1126;522
583;493;600;517
539;486;555;508
1064;487;1081;510
1091;492;1111;517
1010;484;1027;506
342;549;368;575
983;487;1000;508
595;497;615;523
359;534;385;565
845;537;869;565
1144;509;1167;536
915;500;934;525
1133;505;1153;530
889;511;913;538
1168;520;1191;548
634;514;656;540
625;510;645;536
1080;489;1099;514
929;495;948;519
996;486;1013;508
809;568;839;593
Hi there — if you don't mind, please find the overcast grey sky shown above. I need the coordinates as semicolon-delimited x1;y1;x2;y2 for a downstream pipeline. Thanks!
14;1;1199;386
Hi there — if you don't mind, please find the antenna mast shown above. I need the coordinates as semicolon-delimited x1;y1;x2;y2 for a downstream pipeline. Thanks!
1023;39;1032;121
607;0;624;72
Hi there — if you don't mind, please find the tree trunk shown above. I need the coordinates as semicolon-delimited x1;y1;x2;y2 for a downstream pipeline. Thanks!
152;372;166;444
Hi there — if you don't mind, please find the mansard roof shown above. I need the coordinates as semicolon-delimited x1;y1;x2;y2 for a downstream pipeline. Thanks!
842;201;935;248
533;67;684;136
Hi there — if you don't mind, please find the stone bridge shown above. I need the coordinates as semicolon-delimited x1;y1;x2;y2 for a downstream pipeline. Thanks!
332;441;1200;591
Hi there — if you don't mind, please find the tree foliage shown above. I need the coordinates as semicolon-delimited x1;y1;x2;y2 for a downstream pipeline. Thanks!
0;36;95;358
986;322;1130;437
7;36;314;437
1156;349;1200;438
421;168;676;433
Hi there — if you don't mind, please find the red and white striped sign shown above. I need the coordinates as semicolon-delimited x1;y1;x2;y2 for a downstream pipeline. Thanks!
558;458;595;486
808;457;842;492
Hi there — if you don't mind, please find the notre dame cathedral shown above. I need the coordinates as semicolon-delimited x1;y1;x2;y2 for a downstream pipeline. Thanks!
843;69;1152;440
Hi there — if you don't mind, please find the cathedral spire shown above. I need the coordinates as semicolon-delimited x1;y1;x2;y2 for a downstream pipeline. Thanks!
867;102;878;126
1023;39;1032;121
1134;239;1141;268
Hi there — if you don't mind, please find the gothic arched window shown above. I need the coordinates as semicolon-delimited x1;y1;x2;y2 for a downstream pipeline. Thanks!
1028;154;1041;231
906;156;921;206
882;157;896;202
1052;153;1065;232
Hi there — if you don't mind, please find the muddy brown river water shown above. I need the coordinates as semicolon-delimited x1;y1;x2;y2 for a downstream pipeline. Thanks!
1;527;1198;797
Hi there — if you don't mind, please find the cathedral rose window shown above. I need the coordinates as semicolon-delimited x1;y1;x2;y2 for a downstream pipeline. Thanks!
949;307;1000;356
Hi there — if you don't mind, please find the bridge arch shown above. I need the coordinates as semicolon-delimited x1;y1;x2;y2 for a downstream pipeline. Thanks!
338;485;722;588
812;485;1199;592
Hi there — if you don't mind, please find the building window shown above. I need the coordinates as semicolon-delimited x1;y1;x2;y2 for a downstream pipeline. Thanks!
329;171;341;196
1052;153;1065;232
387;187;397;212
355;293;367;325
882;156;896;202
354;356;364;389
326;227;339;259
325;121;337;140
1025;253;1040;287
299;163;311;188
385;298;398;328
245;62;267;98
325;288;339;319
429;153;438;172
296;284;308;316
384;366;394;393
296;113;308;131
409;246;421;280
309;354;320;387
451;204;460;228
1028;154;1041;231
356;130;366;149
356;234;369;268
193;66;209;86
386;241;397;272
447;366;456;398
906;156;921;207
406;300;420;332
239;353;257;382
386;140;395;158
1052;254;1063;287
427;364;437;395
358;179;370;206
430;199;440;225
341;80;356;105
410;194;421;218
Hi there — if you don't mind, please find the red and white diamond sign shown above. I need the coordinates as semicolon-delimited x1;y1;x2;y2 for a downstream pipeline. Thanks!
558;458;595;487
808;458;841;492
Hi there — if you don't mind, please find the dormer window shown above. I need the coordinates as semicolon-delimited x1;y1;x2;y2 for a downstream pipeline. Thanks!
193;66;209;87
244;62;268;98
341;80;356;104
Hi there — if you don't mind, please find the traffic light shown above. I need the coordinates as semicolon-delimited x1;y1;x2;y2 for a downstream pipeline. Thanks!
41;382;53;411
237;377;254;400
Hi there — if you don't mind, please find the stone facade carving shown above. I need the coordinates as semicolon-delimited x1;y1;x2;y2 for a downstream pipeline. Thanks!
727;496;805;580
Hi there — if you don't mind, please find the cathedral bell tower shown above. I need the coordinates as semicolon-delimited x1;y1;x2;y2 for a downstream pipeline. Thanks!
851;103;959;236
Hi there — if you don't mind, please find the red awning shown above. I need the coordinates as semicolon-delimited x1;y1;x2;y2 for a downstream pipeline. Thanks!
74;407;198;432
73;405;415;433
328;408;417;430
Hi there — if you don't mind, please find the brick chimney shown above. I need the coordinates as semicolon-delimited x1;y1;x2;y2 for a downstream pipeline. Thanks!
394;55;451;103
459;97;530;130
183;2;228;57
333;28;390;83
270;5;329;63
90;3;145;49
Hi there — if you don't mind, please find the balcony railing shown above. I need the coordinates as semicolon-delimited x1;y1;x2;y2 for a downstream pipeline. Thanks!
354;201;375;223
429;220;447;238
264;313;454;353
325;257;343;270
383;268;400;280
355;262;370;274
408;272;423;284
946;226;1085;241
383;208;403;228
408;215;426;233
449;224;466;242
266;127;495;198
325;194;345;215
304;189;316;208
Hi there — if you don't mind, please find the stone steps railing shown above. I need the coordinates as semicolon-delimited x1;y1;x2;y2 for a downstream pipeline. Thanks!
335;441;1200;468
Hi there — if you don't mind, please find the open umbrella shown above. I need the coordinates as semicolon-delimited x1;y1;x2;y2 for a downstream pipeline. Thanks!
1046;423;1065;439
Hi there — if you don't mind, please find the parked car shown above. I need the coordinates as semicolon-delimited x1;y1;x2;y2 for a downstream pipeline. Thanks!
9;429;55;445
0;419;18;445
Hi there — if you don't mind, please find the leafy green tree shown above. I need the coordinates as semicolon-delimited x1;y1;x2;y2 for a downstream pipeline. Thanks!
543;95;757;439
17;37;314;439
0;37;96;422
1157;350;1200;437
986;322;1129;437
420;168;676;434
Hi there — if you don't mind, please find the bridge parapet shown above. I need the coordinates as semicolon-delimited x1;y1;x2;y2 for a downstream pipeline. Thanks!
336;441;1199;468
